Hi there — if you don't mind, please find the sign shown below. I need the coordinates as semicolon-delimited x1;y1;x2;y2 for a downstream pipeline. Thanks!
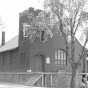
46;57;50;64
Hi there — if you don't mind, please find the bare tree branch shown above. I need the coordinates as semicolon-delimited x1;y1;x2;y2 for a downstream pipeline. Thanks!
78;38;87;64
73;8;79;29
73;18;80;35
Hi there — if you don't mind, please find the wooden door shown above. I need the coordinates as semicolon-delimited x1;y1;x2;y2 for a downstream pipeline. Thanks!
31;55;45;72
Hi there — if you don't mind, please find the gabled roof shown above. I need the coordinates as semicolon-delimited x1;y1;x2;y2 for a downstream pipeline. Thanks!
0;34;86;53
0;36;18;53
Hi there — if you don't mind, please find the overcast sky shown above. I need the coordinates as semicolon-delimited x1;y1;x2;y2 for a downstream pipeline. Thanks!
0;0;44;45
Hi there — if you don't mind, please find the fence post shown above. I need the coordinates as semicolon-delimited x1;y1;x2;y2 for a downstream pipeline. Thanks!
42;74;44;87
51;73;53;88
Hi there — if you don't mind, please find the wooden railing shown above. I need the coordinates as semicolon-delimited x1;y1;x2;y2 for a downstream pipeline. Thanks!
0;72;86;88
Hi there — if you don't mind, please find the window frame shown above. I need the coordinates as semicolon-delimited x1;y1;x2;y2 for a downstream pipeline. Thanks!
23;23;31;38
55;48;66;66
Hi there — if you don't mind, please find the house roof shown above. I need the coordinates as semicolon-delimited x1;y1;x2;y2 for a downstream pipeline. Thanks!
0;36;19;53
0;34;87;53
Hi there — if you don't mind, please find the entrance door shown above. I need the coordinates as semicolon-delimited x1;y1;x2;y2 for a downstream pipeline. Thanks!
31;55;45;72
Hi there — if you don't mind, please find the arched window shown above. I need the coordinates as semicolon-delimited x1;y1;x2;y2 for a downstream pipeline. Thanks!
55;48;66;66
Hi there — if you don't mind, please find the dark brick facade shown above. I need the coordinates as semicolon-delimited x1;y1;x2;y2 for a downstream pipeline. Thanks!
0;7;86;72
0;48;21;72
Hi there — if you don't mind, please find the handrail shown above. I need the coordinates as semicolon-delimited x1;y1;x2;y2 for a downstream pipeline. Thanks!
0;72;87;75
32;75;42;85
0;72;57;74
0;72;86;88
25;74;42;86
0;71;68;74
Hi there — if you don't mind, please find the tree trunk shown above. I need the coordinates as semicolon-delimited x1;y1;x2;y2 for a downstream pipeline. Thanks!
70;19;76;88
59;19;68;66
82;57;86;73
66;40;68;65
70;64;78;88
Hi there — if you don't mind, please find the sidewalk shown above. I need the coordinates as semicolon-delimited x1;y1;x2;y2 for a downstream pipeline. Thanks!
0;83;43;88
0;83;29;88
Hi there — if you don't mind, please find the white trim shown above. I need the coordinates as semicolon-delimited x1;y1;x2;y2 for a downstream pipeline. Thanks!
23;23;30;37
46;57;50;64
55;49;66;65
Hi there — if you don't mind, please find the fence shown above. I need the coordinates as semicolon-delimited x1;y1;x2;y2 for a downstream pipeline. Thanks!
0;72;86;88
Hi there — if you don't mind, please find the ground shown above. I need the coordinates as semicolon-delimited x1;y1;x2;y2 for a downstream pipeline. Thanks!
0;83;42;88
0;83;29;88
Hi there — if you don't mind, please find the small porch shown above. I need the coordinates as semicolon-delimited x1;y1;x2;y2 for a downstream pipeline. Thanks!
0;72;84;88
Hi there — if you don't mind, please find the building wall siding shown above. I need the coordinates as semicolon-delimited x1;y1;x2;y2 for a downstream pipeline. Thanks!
0;48;24;72
18;8;84;72
21;33;68;72
0;8;85;72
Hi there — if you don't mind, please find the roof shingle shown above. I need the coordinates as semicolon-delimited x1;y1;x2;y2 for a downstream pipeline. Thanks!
0;36;18;53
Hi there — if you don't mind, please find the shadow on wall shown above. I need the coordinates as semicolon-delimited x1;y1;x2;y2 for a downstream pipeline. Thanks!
27;54;46;72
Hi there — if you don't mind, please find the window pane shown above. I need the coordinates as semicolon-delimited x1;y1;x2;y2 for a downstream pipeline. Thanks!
55;49;66;66
23;23;37;40
56;60;60;64
64;53;66;60
60;60;63;65
41;31;45;41
58;50;60;60
55;50;57;60
55;60;58;64
23;23;30;37
63;60;66;65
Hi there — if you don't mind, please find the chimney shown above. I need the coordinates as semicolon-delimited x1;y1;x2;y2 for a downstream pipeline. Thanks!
1;31;5;46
